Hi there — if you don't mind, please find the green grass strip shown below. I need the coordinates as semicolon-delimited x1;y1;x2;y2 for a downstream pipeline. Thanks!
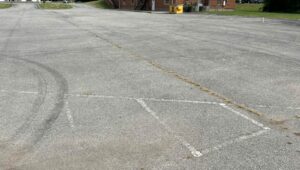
85;0;112;9
38;2;72;9
208;4;300;20
0;3;12;9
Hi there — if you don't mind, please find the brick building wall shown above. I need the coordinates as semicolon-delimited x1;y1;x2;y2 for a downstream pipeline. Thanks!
209;0;235;9
154;0;168;11
155;0;185;10
119;0;235;11
119;0;135;10
119;0;183;11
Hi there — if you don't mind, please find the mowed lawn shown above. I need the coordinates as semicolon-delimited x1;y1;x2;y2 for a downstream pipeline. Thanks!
0;3;12;9
209;4;300;20
38;2;72;9
85;0;112;9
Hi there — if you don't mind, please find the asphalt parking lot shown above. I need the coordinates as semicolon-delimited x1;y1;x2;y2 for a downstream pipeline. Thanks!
0;3;299;169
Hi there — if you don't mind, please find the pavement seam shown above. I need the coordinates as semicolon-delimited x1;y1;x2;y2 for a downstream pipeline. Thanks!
59;19;266;118
133;56;264;117
47;11;266;118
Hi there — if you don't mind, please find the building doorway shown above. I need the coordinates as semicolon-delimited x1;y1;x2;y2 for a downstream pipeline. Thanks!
135;0;151;10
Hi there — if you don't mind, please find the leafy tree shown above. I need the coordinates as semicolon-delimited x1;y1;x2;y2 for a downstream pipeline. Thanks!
263;0;300;12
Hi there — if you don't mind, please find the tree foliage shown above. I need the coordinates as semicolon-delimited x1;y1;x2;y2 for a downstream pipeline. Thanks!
263;0;300;12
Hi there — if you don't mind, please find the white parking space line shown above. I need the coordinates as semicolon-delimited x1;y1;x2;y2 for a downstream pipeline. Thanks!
0;90;216;105
65;100;75;129
196;103;271;156
67;93;135;100
135;99;271;158
136;98;203;157
1;89;272;157
201;128;270;155
219;103;270;130
2;89;299;110
139;97;218;105
250;104;300;110
66;93;218;105
0;89;38;95
0;89;76;129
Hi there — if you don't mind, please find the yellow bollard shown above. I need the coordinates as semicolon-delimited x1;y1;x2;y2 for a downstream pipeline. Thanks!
175;4;183;14
169;4;183;14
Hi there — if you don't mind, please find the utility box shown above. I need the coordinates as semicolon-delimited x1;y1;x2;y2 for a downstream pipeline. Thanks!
169;4;184;14
195;3;204;12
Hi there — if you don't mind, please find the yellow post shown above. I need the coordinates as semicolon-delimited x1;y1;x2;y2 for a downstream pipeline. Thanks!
175;4;183;14
169;4;183;14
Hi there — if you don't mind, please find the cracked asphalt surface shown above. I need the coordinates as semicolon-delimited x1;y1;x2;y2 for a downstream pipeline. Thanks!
0;3;299;169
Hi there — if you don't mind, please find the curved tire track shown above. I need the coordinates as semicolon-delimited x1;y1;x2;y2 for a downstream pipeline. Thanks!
0;58;69;169
15;58;69;145
9;66;48;141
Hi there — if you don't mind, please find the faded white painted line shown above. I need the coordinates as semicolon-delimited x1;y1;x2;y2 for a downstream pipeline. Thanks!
252;104;300;110
288;107;300;110
1;89;75;129
2;89;299;110
65;100;75;129
0;89;38;95
219;103;270;130
1;89;273;157
66;93;218;105
140;97;218;105
66;93;135;100
135;98;203;157
190;103;271;157
0;89;221;106
201;128;270;156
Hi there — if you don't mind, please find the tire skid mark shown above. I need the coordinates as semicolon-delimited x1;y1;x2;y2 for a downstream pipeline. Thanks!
1;58;69;169
0;7;69;169
0;60;47;168
12;57;69;146
9;66;48;142
1;7;25;54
